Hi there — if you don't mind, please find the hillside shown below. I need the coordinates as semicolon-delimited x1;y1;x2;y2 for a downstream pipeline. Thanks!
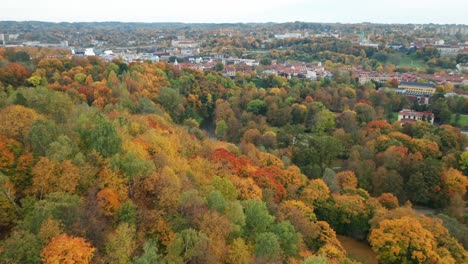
0;47;467;263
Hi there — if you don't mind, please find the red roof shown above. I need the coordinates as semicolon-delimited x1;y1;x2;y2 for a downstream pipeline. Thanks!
399;109;434;118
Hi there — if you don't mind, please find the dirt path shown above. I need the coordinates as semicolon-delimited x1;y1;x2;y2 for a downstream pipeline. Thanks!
337;235;378;264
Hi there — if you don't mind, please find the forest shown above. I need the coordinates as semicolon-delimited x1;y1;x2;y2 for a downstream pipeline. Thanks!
0;46;467;263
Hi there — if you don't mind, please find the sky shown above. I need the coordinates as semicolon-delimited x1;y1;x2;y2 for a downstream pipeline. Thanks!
2;0;467;24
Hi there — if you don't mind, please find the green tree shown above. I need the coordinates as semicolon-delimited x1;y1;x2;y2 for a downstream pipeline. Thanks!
207;191;228;213
254;232;280;259
46;135;78;162
293;135;342;178
80;113;122;157
308;102;336;134
165;229;212;264
458;151;468;175
132;239;162;264
243;200;275;238
117;200;137;225
215;120;228;140
212;176;238;201
27;119;58;156
0;229;42;264
271;221;300;257
105;223;136;264
158;87;181;120
110;152;155;180
246;99;268;115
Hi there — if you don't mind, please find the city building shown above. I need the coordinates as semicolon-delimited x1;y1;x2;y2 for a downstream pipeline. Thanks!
398;82;436;95
398;109;434;125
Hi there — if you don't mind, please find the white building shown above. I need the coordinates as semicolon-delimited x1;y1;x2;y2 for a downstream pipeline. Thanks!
84;48;96;56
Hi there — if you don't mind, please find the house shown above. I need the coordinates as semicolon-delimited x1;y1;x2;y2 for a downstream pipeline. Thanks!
171;39;199;49
436;45;461;58
398;109;434;125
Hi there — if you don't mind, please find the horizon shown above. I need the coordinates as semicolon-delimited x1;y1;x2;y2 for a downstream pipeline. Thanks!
2;0;468;25
1;20;467;26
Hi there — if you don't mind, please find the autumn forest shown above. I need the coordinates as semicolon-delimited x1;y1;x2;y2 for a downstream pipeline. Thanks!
0;39;467;264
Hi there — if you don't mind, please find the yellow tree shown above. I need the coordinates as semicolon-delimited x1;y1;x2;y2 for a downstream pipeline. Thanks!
336;170;358;190
41;234;95;264
0;105;40;142
369;216;440;264
30;158;80;198
441;168;468;197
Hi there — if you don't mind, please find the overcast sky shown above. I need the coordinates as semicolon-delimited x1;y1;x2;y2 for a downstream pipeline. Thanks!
2;0;467;24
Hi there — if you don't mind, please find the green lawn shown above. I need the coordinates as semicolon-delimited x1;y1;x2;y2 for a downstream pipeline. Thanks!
399;55;426;68
451;114;468;127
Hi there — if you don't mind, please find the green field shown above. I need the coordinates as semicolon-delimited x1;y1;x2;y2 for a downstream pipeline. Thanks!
399;55;426;68
451;114;468;127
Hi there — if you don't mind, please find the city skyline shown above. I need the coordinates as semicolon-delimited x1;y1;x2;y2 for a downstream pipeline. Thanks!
2;0;468;25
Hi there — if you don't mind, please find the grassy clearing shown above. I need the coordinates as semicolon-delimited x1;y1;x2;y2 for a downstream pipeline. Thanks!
451;114;468;126
337;235;378;264
399;55;426;68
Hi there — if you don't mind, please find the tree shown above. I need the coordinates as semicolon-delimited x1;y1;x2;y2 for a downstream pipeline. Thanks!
38;218;63;245
271;221;300;257
97;188;121;216
243;199;275;238
215;120;228;139
246;99;268;115
105;223;136;264
254;232;281;260
458;151;468;175
226;238;250;264
441;168;468;197
132;239;162;264
215;62;224;71
46;135;77;162
0;229;41;263
293;135;342;178
354;102;376;123
80;113;122;157
308;102;336;134
211;176;238;201
0;62;30;86
110;151;155;180
27;119;58;156
0;172;18;230
30;158;80;198
302;179;330;207
369;217;440;264
377;193;399;210
117;200;137;225
207;191;228;213
322;168;339;193
158;87;181;120
41;234;95;264
336;170;358;190
165;229;213;264
21;193;82;236
0;105;40;142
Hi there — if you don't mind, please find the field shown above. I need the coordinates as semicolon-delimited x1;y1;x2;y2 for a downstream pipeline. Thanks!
337;235;378;264
399;55;426;68
451;114;468;127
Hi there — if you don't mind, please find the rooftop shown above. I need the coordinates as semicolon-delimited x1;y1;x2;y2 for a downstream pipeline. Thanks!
399;82;436;88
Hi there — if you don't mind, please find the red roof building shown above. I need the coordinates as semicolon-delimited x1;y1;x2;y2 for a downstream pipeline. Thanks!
398;109;434;125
